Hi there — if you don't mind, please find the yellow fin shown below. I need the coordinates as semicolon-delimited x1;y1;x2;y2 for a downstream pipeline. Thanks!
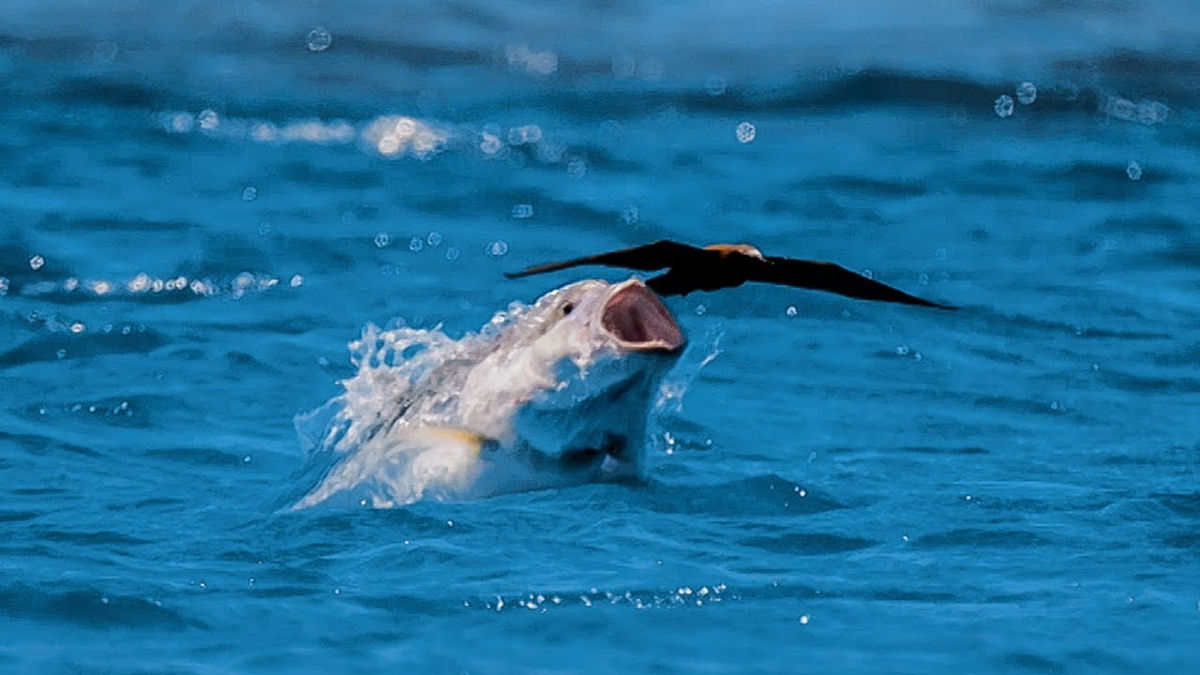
293;426;494;509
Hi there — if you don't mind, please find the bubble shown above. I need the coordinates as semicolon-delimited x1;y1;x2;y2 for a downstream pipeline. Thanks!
56;348;67;359
241;186;257;201
861;269;874;280
695;304;706;316
374;232;391;248
289;274;304;287
994;94;1014;118
408;236;424;252
786;306;797;317
705;76;727;96
29;255;44;270
306;27;332;52
70;322;85;334
511;204;534;219
1016;81;1037;105
426;232;443;247
735;121;756;143
445;247;461;261
0;277;8;296
1126;161;1142;181
799;614;810;625
486;241;509;257
619;205;639;226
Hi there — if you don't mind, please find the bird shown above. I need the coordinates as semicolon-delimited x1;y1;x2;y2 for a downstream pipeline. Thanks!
504;240;955;310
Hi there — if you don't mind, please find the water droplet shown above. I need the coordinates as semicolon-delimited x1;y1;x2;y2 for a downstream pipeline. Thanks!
373;232;391;248
70;322;85;334
786;306;797;317
485;241;509;257
198;109;219;131
994;94;1014;118
511;203;534;219
705;76;726;96
735;121;756;143
241;186;258;201
29;255;45;271
426;232;443;247
445;247;461;261
409;237;424;252
1126;161;1142;181
306;26;332;52
566;157;587;178
611;55;636;78
479;133;503;155
1016;81;1037;105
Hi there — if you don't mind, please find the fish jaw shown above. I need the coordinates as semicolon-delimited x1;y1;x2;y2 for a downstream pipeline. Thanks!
600;279;685;353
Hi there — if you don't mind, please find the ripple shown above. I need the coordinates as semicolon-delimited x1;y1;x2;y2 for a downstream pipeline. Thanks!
739;532;876;555
915;528;1050;549
0;584;193;630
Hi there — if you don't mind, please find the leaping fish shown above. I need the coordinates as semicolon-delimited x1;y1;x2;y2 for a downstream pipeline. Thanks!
294;278;685;509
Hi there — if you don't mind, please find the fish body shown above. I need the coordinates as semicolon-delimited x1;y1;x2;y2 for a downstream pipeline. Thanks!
294;278;683;508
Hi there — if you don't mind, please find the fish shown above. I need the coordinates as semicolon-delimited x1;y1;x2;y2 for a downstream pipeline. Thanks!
505;239;956;309
293;278;685;509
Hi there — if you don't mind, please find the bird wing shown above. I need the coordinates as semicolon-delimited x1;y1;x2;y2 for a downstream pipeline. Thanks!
503;240;710;279
751;256;955;309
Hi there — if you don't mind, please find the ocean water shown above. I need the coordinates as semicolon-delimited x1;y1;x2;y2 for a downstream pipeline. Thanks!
2;0;1199;671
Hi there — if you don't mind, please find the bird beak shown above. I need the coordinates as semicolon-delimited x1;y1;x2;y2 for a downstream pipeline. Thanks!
601;280;685;353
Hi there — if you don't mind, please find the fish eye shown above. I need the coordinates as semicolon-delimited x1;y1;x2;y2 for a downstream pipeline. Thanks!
561;302;575;316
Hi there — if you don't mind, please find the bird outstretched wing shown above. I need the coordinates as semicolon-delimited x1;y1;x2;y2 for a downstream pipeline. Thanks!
751;257;955;309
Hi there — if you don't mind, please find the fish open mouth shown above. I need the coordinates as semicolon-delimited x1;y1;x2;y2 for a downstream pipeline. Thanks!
601;280;685;352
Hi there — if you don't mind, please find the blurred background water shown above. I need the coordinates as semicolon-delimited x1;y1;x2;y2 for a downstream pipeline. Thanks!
1;0;1199;672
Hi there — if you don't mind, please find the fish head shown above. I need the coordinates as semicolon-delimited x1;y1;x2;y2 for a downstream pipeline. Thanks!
463;278;685;479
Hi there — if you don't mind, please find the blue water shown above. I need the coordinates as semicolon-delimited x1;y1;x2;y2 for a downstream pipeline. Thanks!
3;0;1199;671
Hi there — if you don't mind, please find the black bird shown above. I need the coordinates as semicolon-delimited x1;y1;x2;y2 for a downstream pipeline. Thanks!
505;240;955;309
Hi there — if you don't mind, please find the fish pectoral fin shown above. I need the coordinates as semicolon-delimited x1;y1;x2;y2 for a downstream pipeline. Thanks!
293;427;496;510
